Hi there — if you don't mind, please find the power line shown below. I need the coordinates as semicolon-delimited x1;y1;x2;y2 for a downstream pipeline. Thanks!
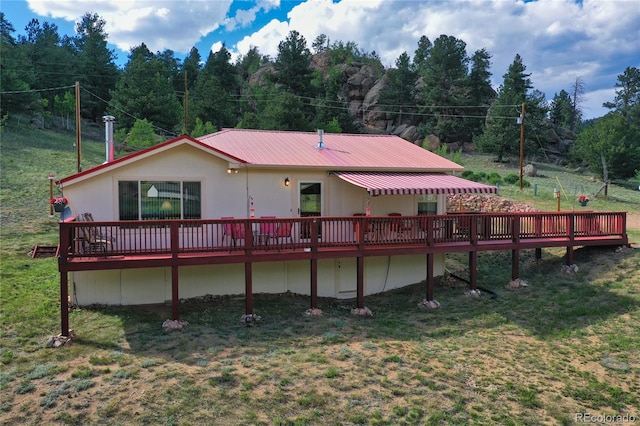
0;84;75;94
81;87;179;137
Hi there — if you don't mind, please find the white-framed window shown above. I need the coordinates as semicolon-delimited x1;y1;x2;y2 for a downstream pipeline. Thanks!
417;194;437;215
118;180;201;220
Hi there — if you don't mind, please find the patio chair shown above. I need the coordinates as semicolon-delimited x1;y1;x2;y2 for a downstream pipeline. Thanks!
75;213;112;254
231;223;247;248
222;217;246;250
273;222;293;249
259;216;278;247
388;213;411;239
222;217;233;242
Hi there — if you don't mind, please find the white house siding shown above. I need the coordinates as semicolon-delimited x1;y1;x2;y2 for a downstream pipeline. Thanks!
70;252;444;306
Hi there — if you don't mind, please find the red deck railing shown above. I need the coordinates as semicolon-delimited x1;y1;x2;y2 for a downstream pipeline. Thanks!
59;212;628;261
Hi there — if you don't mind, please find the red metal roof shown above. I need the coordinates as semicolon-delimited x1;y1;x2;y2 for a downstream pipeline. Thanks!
333;172;498;196
58;129;464;186
198;129;463;171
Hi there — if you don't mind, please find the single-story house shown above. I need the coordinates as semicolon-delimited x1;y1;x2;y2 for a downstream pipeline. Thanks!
57;128;500;307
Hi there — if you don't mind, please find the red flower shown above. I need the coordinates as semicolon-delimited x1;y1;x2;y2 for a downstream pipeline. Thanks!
577;195;590;202
50;197;68;205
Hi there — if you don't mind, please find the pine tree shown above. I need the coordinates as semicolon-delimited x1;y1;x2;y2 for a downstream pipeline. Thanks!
420;35;469;143
74;13;118;122
0;13;38;115
190;46;239;130
550;90;573;128
274;30;313;98
379;51;418;125
109;43;181;133
467;48;495;138
603;66;640;123
475;54;546;162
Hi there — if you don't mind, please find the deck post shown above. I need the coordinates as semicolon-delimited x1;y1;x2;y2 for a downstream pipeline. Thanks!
310;258;318;309
171;266;179;320
469;251;478;290
567;213;575;265
469;215;478;291
356;256;364;308
245;262;253;314
170;222;180;320
59;221;70;337
566;247;574;265
60;271;69;337
511;250;519;280
535;248;542;260
426;253;434;300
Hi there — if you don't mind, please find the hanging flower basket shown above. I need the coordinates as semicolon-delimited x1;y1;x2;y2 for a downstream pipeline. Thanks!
50;197;68;212
577;195;590;207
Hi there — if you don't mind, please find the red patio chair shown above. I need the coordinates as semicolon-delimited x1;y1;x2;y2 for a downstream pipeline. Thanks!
222;217;244;250
260;216;278;247
388;213;411;238
274;222;293;249
231;223;247;249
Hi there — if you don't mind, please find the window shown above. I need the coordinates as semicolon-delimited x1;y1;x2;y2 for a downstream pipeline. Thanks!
418;194;437;215
118;180;201;220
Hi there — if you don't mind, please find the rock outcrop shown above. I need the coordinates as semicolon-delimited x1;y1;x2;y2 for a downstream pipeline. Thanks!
246;55;577;157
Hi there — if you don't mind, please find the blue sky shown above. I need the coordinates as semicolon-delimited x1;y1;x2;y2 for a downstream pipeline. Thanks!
3;0;639;119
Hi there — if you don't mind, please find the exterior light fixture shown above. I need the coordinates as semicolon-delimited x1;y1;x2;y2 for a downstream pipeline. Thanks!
227;168;238;174
284;177;290;187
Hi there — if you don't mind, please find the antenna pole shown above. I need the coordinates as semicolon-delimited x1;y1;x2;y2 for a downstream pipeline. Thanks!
75;81;82;172
519;102;525;191
184;71;188;134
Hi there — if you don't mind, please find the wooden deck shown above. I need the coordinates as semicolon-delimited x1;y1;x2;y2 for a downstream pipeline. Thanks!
57;212;628;336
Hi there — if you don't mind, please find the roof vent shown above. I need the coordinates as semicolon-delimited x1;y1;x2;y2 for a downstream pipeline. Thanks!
103;115;116;163
317;129;324;149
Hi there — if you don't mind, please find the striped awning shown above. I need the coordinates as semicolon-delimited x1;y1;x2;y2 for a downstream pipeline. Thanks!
333;172;498;196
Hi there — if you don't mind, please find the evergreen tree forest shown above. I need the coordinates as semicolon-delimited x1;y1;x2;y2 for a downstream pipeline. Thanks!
1;13;638;179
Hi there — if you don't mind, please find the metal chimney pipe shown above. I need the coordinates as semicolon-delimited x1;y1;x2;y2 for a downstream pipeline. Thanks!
317;129;324;149
103;115;116;163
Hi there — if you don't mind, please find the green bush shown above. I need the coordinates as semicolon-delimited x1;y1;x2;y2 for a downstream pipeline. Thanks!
487;172;503;186
461;170;476;180
503;173;520;185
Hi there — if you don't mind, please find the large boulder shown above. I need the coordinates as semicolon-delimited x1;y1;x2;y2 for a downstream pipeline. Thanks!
248;64;275;86
424;134;441;151
524;163;537;177
399;126;420;144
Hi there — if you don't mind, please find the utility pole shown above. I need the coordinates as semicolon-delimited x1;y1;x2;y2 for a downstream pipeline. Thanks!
518;102;525;191
184;71;189;134
75;81;82;173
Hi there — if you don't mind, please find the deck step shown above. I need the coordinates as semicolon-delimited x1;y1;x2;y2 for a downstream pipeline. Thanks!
31;245;60;258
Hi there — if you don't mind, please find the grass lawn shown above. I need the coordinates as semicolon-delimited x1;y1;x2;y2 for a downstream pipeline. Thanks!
1;123;639;425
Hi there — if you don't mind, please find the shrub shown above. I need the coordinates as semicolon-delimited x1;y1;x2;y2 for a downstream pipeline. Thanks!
487;172;503;186
503;173;520;185
461;170;476;180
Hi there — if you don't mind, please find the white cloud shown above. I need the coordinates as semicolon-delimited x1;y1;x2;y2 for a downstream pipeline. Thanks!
26;0;233;53
233;18;290;61
225;0;280;32
24;0;638;119
231;0;638;118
